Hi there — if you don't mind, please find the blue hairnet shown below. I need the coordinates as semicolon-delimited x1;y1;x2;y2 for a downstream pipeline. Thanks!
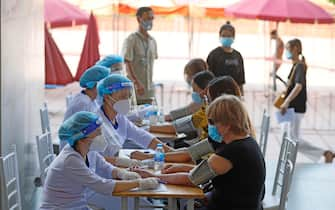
97;74;133;98
58;111;102;146
79;66;110;89
96;55;124;68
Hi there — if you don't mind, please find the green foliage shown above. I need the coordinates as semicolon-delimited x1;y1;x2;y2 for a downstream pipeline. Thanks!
329;0;335;5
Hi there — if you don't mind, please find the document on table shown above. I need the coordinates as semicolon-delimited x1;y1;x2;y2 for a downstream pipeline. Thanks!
275;108;295;124
131;183;168;192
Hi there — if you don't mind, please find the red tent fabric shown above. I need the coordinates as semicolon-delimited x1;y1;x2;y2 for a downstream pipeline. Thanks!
75;13;100;81
225;0;334;24
45;0;89;28
45;26;74;85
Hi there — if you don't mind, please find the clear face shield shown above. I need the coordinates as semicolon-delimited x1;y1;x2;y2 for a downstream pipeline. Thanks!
110;62;126;75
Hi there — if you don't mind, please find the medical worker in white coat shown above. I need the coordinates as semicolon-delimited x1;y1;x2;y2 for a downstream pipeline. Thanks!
61;66;110;150
95;74;173;166
40;111;159;210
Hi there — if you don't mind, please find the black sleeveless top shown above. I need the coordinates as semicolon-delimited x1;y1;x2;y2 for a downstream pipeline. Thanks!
207;137;265;210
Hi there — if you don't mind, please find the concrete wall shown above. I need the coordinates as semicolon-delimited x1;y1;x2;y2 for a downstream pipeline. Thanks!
1;0;44;209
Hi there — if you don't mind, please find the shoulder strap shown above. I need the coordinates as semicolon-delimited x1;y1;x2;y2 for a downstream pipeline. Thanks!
285;63;300;92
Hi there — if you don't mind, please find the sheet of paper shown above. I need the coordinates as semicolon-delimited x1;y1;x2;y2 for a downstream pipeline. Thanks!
130;183;168;192
275;108;295;124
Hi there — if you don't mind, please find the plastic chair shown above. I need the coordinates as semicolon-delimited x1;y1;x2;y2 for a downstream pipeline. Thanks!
36;132;56;185
0;145;22;210
40;102;50;133
272;132;298;196
259;109;270;156
264;160;294;210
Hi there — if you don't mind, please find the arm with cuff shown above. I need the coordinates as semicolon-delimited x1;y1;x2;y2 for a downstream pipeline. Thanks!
169;102;202;121
172;115;198;135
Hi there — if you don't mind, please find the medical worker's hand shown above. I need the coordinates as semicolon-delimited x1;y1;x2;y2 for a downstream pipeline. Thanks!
115;157;142;168
138;178;159;190
116;168;141;180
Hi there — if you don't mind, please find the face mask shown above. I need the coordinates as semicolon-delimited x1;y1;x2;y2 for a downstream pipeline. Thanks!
89;135;107;152
220;37;234;48
285;50;293;59
113;99;131;115
208;124;223;143
141;20;153;31
192;92;203;104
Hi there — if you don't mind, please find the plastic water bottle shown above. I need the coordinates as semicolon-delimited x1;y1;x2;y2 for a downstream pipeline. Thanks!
149;99;159;125
154;144;165;171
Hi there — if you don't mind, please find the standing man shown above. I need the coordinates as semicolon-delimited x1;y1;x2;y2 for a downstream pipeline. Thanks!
122;7;158;105
270;30;284;91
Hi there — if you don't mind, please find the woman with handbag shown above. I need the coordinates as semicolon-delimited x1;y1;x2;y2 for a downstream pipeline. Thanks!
279;38;334;163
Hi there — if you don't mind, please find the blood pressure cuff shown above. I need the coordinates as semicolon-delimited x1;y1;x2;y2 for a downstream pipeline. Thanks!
187;139;215;163
188;160;217;186
173;115;197;134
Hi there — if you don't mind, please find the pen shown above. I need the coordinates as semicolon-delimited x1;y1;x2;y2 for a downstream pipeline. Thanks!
158;179;167;184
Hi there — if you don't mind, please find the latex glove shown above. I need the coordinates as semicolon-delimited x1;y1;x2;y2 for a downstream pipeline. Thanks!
138;177;159;190
115;157;142;168
140;159;155;169
116;168;141;180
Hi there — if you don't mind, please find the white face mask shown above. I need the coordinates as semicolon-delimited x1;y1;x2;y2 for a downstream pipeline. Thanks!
89;135;107;152
113;99;131;115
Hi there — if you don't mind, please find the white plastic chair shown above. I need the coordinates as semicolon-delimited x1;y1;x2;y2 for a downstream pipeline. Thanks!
0;145;22;210
36;132;56;184
259;109;270;156
40;102;51;133
264;160;294;210
272;132;298;196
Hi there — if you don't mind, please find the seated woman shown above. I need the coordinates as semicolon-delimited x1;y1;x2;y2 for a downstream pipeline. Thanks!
133;95;265;210
40;111;159;210
165;58;208;121
61;65;110;150
149;71;215;141
132;76;254;164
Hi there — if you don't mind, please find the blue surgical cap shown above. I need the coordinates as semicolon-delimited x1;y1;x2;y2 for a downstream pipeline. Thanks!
97;74;133;98
58;111;102;146
79;66;110;89
96;55;124;68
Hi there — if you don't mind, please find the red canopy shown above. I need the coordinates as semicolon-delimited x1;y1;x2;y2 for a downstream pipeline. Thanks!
45;0;89;28
45;26;74;85
225;0;334;24
75;13;100;81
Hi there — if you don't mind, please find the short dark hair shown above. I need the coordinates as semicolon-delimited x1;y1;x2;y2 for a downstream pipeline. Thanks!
208;76;241;101
184;58;207;76
192;71;215;90
219;21;235;37
270;30;277;36
136;7;153;17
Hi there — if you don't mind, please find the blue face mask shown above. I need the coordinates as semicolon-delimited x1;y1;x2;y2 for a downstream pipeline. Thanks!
192;92;203;104
220;37;234;48
285;50;293;59
208;124;223;143
141;20;153;31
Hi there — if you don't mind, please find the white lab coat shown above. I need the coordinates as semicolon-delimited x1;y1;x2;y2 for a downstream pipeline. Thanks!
40;145;115;210
85;107;155;210
85;152;152;210
96;107;155;157
60;92;97;150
